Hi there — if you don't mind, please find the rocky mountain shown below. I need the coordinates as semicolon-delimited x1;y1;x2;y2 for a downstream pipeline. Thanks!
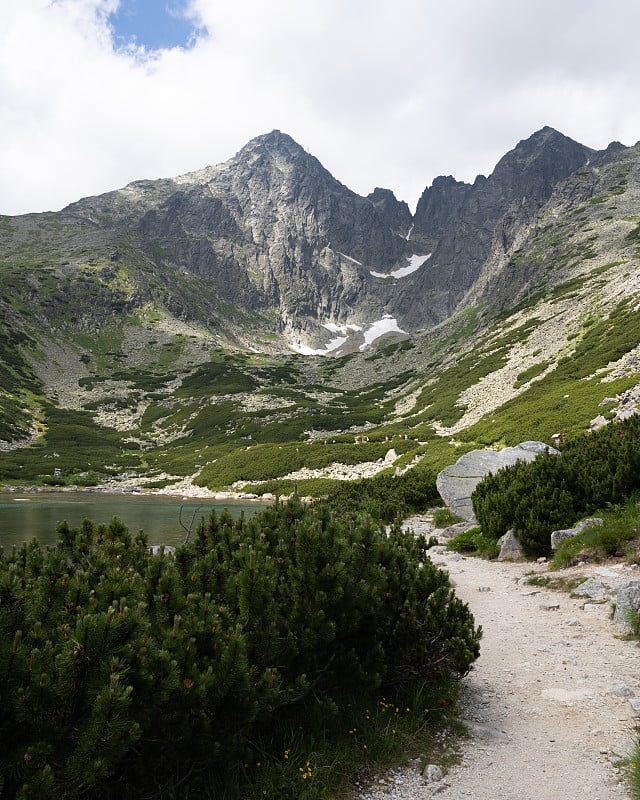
1;125;639;494
404;126;594;325
0;126;610;351
50;130;415;352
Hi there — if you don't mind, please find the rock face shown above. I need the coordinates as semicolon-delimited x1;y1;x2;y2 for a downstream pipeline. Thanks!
124;130;410;340
571;577;607;599
436;441;558;522
366;187;413;237
406;127;594;327
58;130;416;351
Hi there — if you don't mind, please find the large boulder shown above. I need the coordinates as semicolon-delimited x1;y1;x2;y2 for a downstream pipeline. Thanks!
436;441;558;522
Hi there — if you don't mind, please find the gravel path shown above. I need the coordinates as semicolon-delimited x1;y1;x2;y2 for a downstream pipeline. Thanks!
352;516;638;800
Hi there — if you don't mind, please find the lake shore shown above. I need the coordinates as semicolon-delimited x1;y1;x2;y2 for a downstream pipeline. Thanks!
0;480;279;504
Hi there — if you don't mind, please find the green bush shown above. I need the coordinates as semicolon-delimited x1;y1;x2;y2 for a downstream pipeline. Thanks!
0;499;480;798
432;508;461;528
472;416;640;557
0;406;141;483
553;499;640;567
196;439;420;490
321;466;440;523
446;527;499;559
446;527;482;552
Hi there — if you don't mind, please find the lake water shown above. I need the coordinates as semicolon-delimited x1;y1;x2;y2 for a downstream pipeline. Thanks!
0;492;263;551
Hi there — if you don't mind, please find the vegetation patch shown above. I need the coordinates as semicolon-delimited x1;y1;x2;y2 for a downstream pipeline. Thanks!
432;508;461;528
0;500;480;799
320;465;441;523
0;406;141;483
412;320;541;427
446;527;499;559
0;324;43;442
514;361;550;388
462;300;640;446
472;415;640;557
175;355;258;396
196;438;420;490
552;498;640;568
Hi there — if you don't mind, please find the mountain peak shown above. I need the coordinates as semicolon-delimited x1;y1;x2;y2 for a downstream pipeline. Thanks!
501;126;592;162
490;126;594;198
236;129;308;162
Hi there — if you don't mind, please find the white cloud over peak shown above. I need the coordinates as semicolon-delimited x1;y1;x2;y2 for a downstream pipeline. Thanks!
2;1;640;216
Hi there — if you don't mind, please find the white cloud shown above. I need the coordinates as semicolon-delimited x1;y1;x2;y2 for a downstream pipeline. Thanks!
1;0;640;215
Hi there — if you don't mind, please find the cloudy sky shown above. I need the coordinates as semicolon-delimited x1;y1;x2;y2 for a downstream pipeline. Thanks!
2;0;640;216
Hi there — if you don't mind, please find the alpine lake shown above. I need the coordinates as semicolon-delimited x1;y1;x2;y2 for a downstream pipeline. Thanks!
0;491;264;551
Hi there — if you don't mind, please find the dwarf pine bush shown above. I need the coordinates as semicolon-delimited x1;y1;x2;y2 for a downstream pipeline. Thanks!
0;498;480;798
472;415;640;557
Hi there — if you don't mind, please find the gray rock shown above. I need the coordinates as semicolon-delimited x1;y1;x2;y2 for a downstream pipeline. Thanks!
550;518;604;550
630;698;640;715
150;545;176;556
425;764;443;783
615;407;640;422
550;528;577;550
440;521;476;539
589;415;608;431
412;128;593;326
571;578;607;599
497;529;523;561
594;566;622;579
613;581;640;633
609;682;635;697
436;441;558;522
578;517;604;530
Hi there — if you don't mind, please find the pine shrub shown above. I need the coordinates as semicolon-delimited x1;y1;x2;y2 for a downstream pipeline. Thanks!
322;465;440;523
0;499;480;798
472;416;640;557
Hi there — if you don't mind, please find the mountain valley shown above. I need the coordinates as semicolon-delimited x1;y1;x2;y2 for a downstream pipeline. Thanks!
1;126;639;496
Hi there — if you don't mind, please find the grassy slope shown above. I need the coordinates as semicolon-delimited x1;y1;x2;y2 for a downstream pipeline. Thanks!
0;150;639;491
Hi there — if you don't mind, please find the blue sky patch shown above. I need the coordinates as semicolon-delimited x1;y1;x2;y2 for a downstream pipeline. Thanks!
109;0;205;51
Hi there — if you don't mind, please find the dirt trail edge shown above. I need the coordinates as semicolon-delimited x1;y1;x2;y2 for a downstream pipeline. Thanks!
354;516;639;800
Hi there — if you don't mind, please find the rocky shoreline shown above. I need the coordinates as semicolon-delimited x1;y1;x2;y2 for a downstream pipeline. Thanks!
0;481;279;504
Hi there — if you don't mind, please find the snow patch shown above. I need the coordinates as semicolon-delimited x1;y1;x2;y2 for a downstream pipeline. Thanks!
337;252;363;266
290;317;405;356
290;322;363;356
406;224;414;241
359;315;407;350
291;336;348;356
370;253;431;280
323;322;363;335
